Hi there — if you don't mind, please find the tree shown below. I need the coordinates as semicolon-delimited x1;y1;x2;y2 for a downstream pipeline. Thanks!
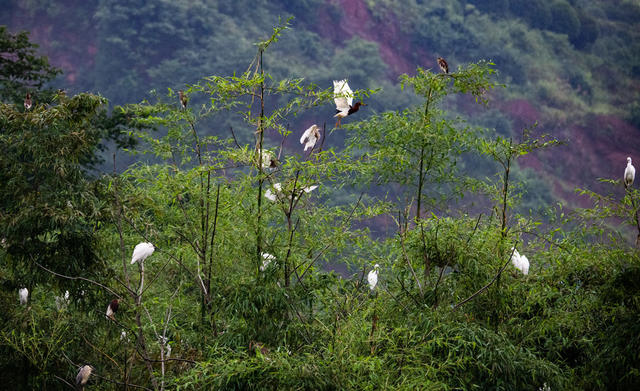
0;26;61;105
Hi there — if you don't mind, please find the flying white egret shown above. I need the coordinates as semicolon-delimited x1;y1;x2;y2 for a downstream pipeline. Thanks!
260;252;276;271
333;79;365;127
624;156;635;188
106;298;119;321
18;287;28;306
300;124;321;151
437;57;449;74
510;247;529;275
131;242;154;265
368;264;380;291
265;183;317;203
76;365;93;391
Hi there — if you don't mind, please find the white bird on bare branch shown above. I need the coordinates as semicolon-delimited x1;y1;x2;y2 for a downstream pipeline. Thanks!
624;156;635;188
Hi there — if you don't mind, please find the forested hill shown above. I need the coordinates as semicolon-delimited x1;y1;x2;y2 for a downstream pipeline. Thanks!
3;0;640;204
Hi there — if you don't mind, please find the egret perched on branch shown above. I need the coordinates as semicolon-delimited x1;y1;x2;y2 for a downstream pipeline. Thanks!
106;298;119;321
76;365;93;391
437;57;449;74
368;264;379;291
178;90;188;109
300;124;321;151
510;248;530;275
624;157;635;188
333;80;365;128
18;288;28;306
265;183;318;202
24;92;32;110
131;242;154;264
260;252;276;271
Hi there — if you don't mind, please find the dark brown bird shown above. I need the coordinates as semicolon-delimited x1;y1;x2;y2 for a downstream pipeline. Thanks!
24;92;32;110
178;90;188;109
437;57;449;74
105;298;119;321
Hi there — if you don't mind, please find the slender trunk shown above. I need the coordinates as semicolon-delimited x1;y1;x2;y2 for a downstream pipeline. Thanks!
416;144;425;222
500;155;511;237
256;49;265;275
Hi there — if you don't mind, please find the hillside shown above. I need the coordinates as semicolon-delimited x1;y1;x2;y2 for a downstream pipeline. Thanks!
2;0;640;202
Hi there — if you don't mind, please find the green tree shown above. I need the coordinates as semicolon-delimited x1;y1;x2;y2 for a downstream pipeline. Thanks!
0;26;61;104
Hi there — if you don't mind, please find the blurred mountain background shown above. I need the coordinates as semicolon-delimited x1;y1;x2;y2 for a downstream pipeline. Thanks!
2;0;640;209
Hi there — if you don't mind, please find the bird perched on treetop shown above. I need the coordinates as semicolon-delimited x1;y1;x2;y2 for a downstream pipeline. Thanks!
76;365;93;391
24;92;32;110
18;287;28;306
106;298;119;321
131;242;155;264
333;80;365;128
178;90;188;109
300;124;321;151
624;156;635;188
437;57;449;74
368;264;379;291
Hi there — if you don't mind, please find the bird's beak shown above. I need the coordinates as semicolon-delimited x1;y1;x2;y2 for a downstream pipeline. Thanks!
361;103;367;106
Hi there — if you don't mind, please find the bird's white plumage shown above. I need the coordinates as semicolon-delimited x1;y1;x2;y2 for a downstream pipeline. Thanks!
265;183;282;202
19;287;28;305
260;252;276;271
300;124;320;151
106;303;115;319
625;157;635;188
55;290;70;310
76;365;93;387
333;79;353;118
510;247;529;275
131;242;154;264
303;185;318;193
367;264;379;291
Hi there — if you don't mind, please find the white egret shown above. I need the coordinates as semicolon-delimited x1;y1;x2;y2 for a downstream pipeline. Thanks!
131;242;154;265
333;79;365;127
55;290;70;311
106;298;119;321
18;287;28;305
76;365;93;390
624;157;635;188
437;57;449;74
264;183;282;202
300;124;321;151
260;252;276;271
510;247;529;275
367;264;380;291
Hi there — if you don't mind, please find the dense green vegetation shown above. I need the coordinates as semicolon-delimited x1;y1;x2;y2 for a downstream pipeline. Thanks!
2;20;640;390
